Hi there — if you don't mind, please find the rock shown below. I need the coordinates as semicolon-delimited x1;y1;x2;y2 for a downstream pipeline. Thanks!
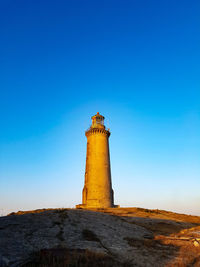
1;208;200;266
0;209;152;266
0;256;9;267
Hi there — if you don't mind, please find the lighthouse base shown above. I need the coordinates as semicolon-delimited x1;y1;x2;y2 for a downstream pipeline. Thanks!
76;204;120;209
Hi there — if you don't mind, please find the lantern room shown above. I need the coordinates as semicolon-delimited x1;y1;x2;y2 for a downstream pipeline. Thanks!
91;112;105;129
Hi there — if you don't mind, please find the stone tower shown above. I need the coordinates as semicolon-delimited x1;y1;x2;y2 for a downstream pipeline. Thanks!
77;112;115;209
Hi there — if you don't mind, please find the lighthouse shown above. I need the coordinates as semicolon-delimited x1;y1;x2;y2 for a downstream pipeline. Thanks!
76;112;116;209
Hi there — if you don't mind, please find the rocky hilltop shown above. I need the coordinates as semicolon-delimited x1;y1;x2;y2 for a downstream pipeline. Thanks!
1;208;200;267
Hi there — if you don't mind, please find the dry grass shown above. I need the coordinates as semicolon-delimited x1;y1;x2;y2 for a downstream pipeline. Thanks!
8;208;69;216
154;235;200;266
165;243;200;266
22;248;121;267
99;207;200;224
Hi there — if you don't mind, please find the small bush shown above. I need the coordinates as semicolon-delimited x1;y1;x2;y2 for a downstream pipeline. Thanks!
56;209;68;220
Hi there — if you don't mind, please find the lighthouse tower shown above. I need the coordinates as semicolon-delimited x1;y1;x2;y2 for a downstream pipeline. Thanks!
76;112;115;209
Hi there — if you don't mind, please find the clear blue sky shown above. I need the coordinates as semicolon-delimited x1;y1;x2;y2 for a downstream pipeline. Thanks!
0;0;199;216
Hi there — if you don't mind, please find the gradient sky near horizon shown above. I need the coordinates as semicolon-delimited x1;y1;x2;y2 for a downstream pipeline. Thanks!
0;0;200;216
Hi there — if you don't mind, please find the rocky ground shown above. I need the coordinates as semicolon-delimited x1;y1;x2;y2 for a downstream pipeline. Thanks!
0;207;200;266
